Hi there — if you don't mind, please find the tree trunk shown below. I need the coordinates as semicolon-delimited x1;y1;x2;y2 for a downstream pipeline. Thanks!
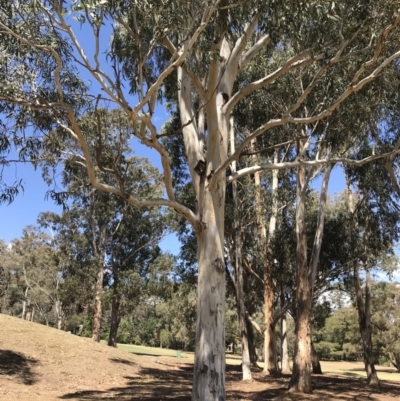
388;353;400;372
178;36;234;399
22;287;29;319
348;185;380;387
230;118;252;381
108;280;121;347
254;157;279;376
245;313;260;367
55;300;63;330
311;341;323;374
192;218;226;400
264;283;278;375
289;161;312;393
280;292;291;374
309;163;332;294
354;263;380;387
92;258;104;342
22;300;26;320
192;108;228;399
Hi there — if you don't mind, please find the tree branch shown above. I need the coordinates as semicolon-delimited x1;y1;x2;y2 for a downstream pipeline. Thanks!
228;148;400;183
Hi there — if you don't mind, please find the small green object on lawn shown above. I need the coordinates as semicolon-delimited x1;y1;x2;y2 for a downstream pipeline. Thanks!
176;350;182;358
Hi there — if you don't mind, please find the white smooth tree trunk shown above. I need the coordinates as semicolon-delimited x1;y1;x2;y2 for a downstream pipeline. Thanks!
192;194;226;400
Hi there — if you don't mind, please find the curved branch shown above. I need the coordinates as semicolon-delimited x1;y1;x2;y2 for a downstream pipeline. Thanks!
228;148;400;183
211;47;400;188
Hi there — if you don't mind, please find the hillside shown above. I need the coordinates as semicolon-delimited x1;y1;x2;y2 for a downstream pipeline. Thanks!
2;314;400;401
0;314;192;401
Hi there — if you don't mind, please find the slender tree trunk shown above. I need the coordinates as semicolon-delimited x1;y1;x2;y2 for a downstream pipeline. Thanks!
264;284;278;375
347;185;380;387
354;263;380;386
55;300;63;330
311;341;322;374
280;293;290;374
309;164;332;294
108;279;121;347
22;300;26;320
254;156;279;376
289;161;312;393
92;258;104;342
22;287;29;319
230;118;252;381
245;313;259;367
307;164;331;377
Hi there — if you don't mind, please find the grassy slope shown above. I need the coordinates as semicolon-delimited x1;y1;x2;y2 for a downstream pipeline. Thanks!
1;313;400;401
0;314;143;400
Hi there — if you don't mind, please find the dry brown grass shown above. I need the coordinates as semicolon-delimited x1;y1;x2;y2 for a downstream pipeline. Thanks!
1;314;400;400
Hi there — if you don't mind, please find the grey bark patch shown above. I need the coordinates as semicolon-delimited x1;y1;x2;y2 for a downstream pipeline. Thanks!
211;258;225;273
201;364;208;374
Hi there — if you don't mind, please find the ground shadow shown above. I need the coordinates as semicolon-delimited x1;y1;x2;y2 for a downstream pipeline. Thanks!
129;351;188;359
0;349;39;385
109;357;135;366
347;367;400;374
59;364;400;401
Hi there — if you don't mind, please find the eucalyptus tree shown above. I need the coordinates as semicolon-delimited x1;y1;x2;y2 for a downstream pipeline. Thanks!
1;1;400;397
371;281;400;372
40;156;165;343
2;226;62;325
345;168;400;386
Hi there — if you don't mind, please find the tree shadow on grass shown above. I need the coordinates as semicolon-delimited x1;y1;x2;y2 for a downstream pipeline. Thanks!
59;362;400;401
0;349;39;385
346;367;400;374
60;365;193;400
109;357;135;366
128;351;189;359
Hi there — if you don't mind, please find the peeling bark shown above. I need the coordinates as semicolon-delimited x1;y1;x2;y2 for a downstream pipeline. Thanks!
288;160;312;393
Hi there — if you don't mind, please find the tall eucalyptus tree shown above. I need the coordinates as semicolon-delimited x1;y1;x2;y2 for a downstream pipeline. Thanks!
1;1;400;397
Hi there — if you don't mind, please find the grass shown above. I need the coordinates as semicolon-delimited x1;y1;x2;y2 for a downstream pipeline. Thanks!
107;343;243;365
105;342;400;383
320;360;400;382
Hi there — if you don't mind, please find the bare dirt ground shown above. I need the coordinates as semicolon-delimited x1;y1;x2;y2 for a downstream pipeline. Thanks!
1;314;400;400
